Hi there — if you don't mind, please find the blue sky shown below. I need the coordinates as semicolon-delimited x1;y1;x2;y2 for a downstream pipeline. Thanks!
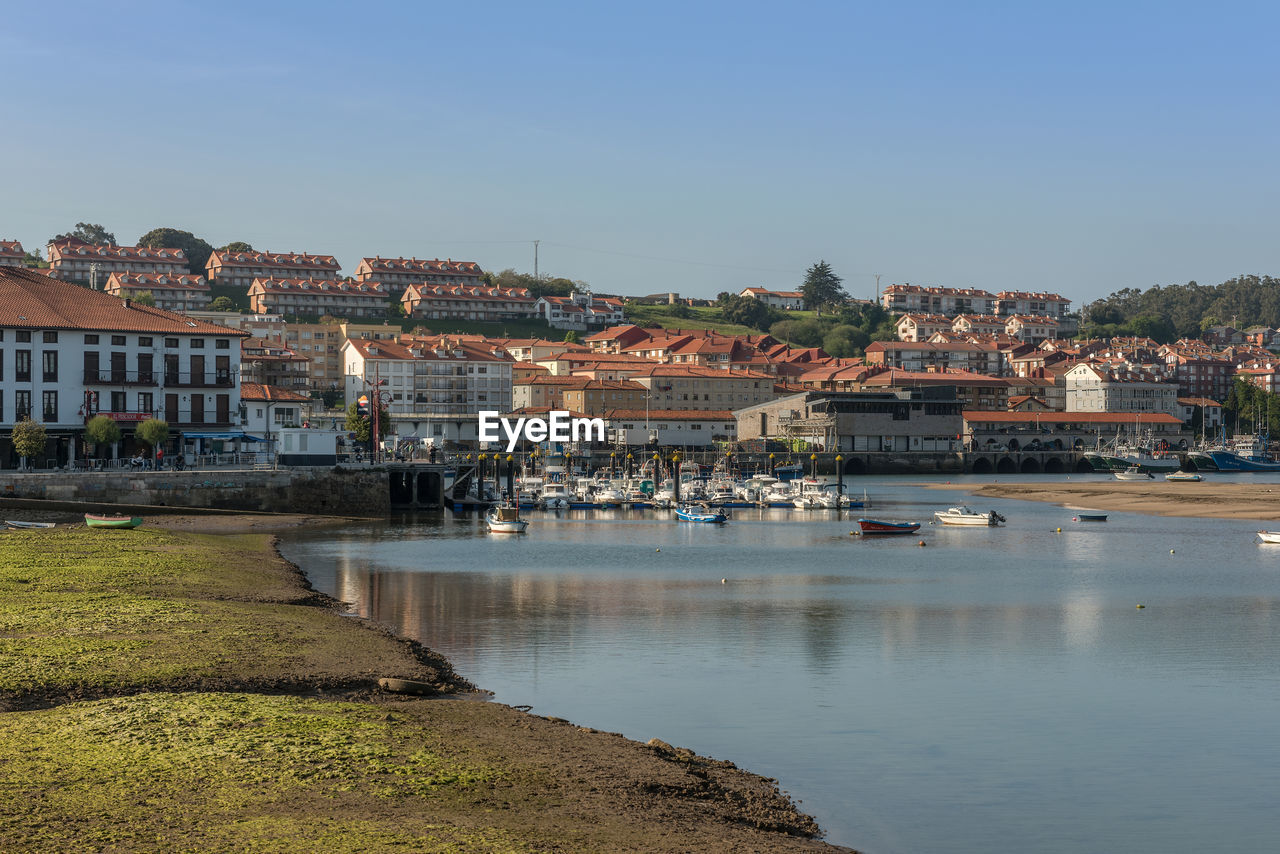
3;1;1277;306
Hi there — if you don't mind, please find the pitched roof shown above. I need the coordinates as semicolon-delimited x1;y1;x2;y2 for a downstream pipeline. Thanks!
0;266;246;336
0;240;23;259
208;249;340;271
239;383;312;403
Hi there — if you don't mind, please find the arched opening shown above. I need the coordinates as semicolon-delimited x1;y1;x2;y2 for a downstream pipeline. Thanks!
1007;438;1021;451
845;457;866;475
1020;457;1042;473
1043;457;1065;473
417;471;443;505
971;457;994;474
997;456;1017;474
1074;457;1096;473
389;471;413;505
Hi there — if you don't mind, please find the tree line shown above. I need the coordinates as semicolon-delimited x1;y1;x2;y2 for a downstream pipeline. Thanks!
1084;275;1280;342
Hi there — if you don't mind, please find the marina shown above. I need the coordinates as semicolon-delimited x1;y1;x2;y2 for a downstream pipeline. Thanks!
281;473;1280;854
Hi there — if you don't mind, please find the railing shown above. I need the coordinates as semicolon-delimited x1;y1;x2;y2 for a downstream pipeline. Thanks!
84;370;157;386
84;371;234;388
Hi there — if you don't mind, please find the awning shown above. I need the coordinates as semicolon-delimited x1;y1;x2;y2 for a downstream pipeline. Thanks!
180;431;261;441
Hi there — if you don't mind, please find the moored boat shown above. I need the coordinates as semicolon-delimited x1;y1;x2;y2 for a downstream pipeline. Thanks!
675;503;728;523
1257;531;1280;544
1165;472;1203;482
857;518;921;536
934;506;1004;527
84;514;143;529
1074;513;1108;522
1114;466;1153;481
486;504;528;533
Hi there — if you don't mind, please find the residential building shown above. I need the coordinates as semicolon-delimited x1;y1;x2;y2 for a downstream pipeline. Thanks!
47;237;188;287
865;341;1006;376
0;240;24;267
1064;363;1179;415
950;314;1007;337
205;249;340;290
993;291;1072;319
1234;363;1280;394
247;277;389;319
1004;315;1060;345
880;284;996;317
241;337;311;391
239;383;313;443
738;287;805;310
536;291;626;330
512;375;583;410
735;388;964;453
625;365;780;411
1161;348;1234;400
183;312;287;344
284;322;344;393
0;266;246;466
859;368;1011;411
353;257;483;292
560;378;649;416
401;283;537;322
606;409;737;447
104;271;210;313
895;313;954;342
584;324;653;354
1176;397;1223;432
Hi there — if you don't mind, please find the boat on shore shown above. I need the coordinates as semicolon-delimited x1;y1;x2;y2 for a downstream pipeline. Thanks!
4;520;56;529
934;506;1005;527
675;503;728;523
856;518;921;536
1114;466;1153;481
1165;472;1203;482
84;514;142;529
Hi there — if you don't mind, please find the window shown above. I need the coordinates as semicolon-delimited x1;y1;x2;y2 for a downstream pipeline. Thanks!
139;392;153;415
16;391;31;420
17;330;31;342
42;391;57;422
85;334;99;344
42;331;58;343
190;339;205;349
139;337;152;347
165;338;179;348
215;339;230;349
42;351;57;382
111;391;126;412
112;335;126;346
15;350;31;382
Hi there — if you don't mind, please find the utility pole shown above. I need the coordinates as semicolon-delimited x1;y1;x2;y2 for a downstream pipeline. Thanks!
874;273;882;301
533;240;540;285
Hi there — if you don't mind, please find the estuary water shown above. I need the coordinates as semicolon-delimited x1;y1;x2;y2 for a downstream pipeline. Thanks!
279;474;1280;854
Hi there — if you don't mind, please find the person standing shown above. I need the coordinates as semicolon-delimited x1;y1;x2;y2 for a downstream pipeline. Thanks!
156;447;164;470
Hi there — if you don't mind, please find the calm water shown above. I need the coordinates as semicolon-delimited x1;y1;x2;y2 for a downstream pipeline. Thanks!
279;474;1280;854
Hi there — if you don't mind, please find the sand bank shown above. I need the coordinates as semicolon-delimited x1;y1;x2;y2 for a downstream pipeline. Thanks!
933;480;1280;522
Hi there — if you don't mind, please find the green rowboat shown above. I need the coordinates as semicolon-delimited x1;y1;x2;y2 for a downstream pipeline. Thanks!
84;514;143;529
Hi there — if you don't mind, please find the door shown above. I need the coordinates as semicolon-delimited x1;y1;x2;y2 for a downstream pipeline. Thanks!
215;394;229;425
190;355;205;387
165;393;178;423
190;395;205;425
110;352;126;384
83;351;100;384
164;354;180;386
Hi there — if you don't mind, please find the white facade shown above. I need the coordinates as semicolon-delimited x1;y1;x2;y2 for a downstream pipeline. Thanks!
1064;364;1179;415
606;410;737;447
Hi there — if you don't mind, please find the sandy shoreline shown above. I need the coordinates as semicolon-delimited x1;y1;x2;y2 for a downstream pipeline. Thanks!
931;480;1280;522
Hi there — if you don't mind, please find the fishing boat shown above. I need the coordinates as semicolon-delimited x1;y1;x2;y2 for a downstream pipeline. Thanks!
486;503;528;534
1113;466;1153;481
856;518;921;536
1074;513;1108;522
84;514;142;529
1206;437;1280;472
1257;531;1280;544
1165;472;1203;482
4;520;56;529
934;506;1005;527
675;503;728;523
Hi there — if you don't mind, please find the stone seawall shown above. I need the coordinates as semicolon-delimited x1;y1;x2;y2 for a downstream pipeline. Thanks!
0;467;389;517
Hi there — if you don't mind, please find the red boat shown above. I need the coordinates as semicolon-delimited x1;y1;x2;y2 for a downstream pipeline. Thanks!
857;518;921;536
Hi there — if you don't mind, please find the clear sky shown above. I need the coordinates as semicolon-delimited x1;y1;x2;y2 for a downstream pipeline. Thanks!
3;1;1277;306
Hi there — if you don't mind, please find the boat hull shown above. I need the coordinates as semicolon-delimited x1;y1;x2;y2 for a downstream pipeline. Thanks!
675;507;727;523
857;519;921;535
84;514;142;529
1207;451;1280;472
1075;514;1108;522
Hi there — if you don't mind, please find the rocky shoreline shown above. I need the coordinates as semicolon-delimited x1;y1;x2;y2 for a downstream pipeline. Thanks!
0;509;854;853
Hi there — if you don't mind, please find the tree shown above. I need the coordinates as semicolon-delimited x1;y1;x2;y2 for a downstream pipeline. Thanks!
131;290;156;307
563;331;580;344
346;401;388;446
209;296;235;311
136;418;169;452
487;268;578;299
822;324;870;358
85;415;122;460
719;294;782;331
801;261;847;314
137;227;215;276
51;222;116;245
219;241;253;252
11;418;47;468
21;250;47;268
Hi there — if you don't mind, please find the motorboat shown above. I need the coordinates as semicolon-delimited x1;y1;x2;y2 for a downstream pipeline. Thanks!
1165;472;1203;482
934;506;1004;527
1073;513;1108;522
792;478;829;510
486;504;528;533
856;518;921;536
1113;466;1153;481
675;503;728;523
538;482;572;510
1257;531;1280;544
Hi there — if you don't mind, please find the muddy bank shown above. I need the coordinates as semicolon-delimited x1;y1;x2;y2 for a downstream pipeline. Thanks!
933;480;1280;521
0;515;853;853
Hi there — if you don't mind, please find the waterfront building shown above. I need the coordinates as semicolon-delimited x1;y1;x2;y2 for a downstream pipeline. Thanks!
735;388;964;453
881;284;997;317
47;237;188;287
0;266;246;466
400;283;537;322
353;257;483;293
1176;396;1223;431
859;368;1011;411
239;382;313;443
247;277;389;320
206;249;341;290
104;271;210;313
962;410;1186;451
1064;362;1179;415
626;364;779;411
560;378;649;416
283;322;344;393
1160;345;1234;401
512;375;583;410
0;240;24;267
738;287;806;310
605;409;737;447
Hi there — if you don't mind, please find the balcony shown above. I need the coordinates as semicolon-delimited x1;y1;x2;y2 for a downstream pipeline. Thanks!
84;371;235;388
84;370;158;386
163;372;235;388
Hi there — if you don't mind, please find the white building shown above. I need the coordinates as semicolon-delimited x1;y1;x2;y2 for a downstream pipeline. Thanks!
881;285;996;317
104;271;210;313
536;291;626;330
738;287;805;310
239;383;314;446
0;266;246;467
605;408;737;447
1064;363;1179;415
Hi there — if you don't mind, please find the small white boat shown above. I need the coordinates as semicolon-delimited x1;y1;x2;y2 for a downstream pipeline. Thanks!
1114;466;1154;481
4;520;56;529
486;504;528;533
1258;531;1280;544
1165;472;1203;482
934;506;1005;527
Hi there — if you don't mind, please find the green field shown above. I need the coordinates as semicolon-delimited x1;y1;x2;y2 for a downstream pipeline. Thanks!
622;303;820;337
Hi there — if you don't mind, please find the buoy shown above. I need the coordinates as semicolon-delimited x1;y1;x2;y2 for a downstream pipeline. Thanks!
1136;604;1145;609
721;578;727;584
1058;527;1064;532
1170;549;1175;554
918;540;926;547
1072;516;1078;522
655;548;661;552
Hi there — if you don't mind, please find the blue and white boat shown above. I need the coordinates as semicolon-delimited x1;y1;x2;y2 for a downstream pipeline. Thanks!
1205;437;1280;472
675;503;728;523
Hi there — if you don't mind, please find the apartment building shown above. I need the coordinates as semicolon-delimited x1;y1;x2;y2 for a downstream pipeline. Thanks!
104;271;210;313
626;365;779;411
182;312;287;344
1064;363;1179;415
400;283;537;322
0;240;24;267
950;314;1007;337
47;238;188;287
881;285;997;317
239;383;314;441
283;322;343;392
1004;315;1060;344
895;313;954;342
512;375;583;410
241;337;310;391
738;287;806;309
247;278;389;319
606;409;737;447
0;266;246;466
353;257;483;292
536;292;626;330
994;291;1072;319
865;341;1006;376
205;249;341;290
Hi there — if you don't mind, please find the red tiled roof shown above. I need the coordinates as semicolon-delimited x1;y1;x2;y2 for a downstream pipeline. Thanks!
359;257;482;276
0;240;23;259
963;410;1182;425
604;409;735;420
0;266;246;336
106;271;208;291
209;249;339;271
239;382;312;403
48;239;186;262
